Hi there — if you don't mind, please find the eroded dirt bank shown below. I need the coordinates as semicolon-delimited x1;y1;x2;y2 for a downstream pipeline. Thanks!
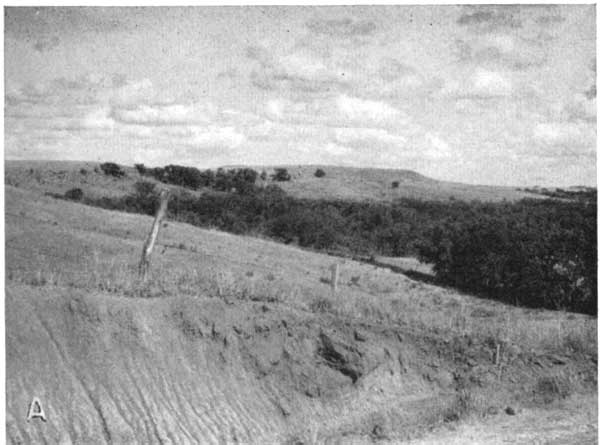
8;284;597;444
7;285;449;443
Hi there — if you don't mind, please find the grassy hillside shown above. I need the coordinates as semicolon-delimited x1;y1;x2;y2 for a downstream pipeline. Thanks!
6;185;597;444
6;160;544;203
239;165;544;202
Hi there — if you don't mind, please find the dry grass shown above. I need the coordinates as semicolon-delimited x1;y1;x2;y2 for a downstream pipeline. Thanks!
250;164;544;202
5;185;597;443
6;185;596;360
7;160;544;203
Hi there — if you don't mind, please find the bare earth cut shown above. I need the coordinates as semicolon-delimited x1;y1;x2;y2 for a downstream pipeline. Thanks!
5;168;597;444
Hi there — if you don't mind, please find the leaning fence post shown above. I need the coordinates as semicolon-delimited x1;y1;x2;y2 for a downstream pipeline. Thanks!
330;263;339;293
139;189;170;281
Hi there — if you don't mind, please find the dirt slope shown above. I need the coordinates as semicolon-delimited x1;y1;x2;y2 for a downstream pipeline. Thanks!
5;186;597;444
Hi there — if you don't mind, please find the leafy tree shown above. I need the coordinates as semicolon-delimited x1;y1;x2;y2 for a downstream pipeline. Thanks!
315;169;326;178
134;163;147;175
64;188;83;201
100;162;125;178
272;168;291;182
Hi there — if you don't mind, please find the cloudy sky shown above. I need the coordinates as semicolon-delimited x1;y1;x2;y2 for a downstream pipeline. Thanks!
4;6;596;186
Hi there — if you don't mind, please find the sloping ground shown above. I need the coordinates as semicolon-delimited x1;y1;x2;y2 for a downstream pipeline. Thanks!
7;287;286;443
5;186;597;444
6;161;544;203
407;396;597;445
249;165;543;202
5;160;143;199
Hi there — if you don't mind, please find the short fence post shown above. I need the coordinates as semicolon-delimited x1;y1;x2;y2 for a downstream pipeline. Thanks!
139;189;170;281
330;263;339;293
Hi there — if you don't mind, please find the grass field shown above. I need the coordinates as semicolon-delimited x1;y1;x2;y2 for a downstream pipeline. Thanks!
239;165;545;202
6;160;545;203
5;181;597;444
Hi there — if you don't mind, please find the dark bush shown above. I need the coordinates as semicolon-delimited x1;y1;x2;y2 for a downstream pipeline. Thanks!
392;181;399;189
144;164;257;193
80;168;88;175
64;188;83;201
100;162;125;178
134;163;147;175
315;169;326;178
162;165;204;189
272;168;291;182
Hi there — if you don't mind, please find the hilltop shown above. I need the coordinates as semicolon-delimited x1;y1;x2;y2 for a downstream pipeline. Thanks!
227;164;545;202
6;160;545;203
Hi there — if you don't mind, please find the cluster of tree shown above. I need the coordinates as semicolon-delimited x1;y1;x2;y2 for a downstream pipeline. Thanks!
134;164;293;192
416;200;596;314
100;162;125;178
76;180;596;314
521;187;596;202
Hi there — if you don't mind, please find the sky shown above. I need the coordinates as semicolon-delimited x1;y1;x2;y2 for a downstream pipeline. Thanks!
4;5;597;186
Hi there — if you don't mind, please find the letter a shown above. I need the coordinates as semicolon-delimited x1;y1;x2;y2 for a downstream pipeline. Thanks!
27;397;47;422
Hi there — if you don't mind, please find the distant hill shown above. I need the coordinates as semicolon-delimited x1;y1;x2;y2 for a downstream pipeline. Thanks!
6;160;546;202
243;165;545;202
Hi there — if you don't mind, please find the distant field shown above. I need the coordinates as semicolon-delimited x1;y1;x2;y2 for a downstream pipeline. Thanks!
6;160;545;203
240;164;545;202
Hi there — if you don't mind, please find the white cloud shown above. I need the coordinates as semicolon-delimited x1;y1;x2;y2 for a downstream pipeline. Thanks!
483;34;516;53
110;103;215;126
178;125;246;148
423;133;453;159
81;108;115;130
533;121;595;156
323;142;353;156
336;94;406;125
334;127;407;147
561;93;596;122
111;78;154;105
471;68;512;96
110;78;177;106
280;53;329;78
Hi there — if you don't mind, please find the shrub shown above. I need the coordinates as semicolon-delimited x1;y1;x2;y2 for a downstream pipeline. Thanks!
392;181;399;189
80;168;88;175
315;169;326;178
272;168;291;182
134;163;147;175
310;297;333;313
100;162;125;178
534;375;573;404
131;181;159;214
64;188;84;201
162;165;204;189
134;180;156;198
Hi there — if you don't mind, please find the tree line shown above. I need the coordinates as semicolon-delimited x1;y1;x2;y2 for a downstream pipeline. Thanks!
67;172;597;314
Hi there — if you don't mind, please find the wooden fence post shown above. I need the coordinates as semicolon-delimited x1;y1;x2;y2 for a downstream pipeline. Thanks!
330;263;339;293
139;189;170;281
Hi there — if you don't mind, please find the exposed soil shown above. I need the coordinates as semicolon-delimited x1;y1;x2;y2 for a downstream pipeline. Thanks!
5;185;597;444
